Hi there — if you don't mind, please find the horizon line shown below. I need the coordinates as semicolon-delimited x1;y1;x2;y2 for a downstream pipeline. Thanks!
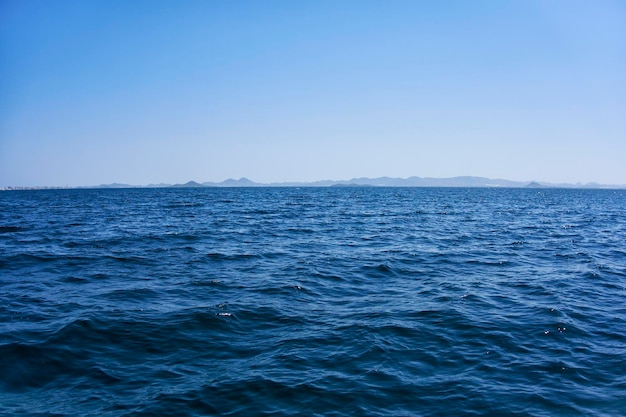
2;175;626;190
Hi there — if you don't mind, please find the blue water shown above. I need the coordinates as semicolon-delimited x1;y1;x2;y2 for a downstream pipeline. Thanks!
1;187;625;416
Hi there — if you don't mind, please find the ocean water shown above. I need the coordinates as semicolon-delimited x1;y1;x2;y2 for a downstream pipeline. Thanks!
1;187;625;416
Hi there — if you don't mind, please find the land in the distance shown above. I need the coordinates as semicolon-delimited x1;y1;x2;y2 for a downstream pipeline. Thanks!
3;176;625;190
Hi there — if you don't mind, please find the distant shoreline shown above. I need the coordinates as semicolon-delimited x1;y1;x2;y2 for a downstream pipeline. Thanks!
3;176;625;190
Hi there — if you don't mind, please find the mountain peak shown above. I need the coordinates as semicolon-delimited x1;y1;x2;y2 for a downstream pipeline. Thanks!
172;180;204;187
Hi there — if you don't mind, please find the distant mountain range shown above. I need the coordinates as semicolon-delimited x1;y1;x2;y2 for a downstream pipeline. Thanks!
90;176;625;189
3;176;624;191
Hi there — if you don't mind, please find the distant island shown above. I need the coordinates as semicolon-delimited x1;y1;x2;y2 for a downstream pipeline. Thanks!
3;176;625;190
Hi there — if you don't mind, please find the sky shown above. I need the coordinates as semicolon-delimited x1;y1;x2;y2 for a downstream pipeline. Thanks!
1;0;625;186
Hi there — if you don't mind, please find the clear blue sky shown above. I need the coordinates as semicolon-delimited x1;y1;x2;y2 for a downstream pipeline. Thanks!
1;0;625;186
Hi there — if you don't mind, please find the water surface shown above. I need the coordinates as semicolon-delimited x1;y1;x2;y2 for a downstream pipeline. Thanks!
1;187;625;416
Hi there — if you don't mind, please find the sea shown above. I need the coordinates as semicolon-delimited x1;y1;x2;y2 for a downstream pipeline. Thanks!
1;187;625;416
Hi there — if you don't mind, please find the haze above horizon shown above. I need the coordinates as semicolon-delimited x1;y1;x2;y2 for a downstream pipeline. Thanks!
1;0;625;187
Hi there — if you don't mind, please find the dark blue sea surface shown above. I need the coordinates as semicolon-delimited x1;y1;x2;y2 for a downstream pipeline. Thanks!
1;187;625;416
